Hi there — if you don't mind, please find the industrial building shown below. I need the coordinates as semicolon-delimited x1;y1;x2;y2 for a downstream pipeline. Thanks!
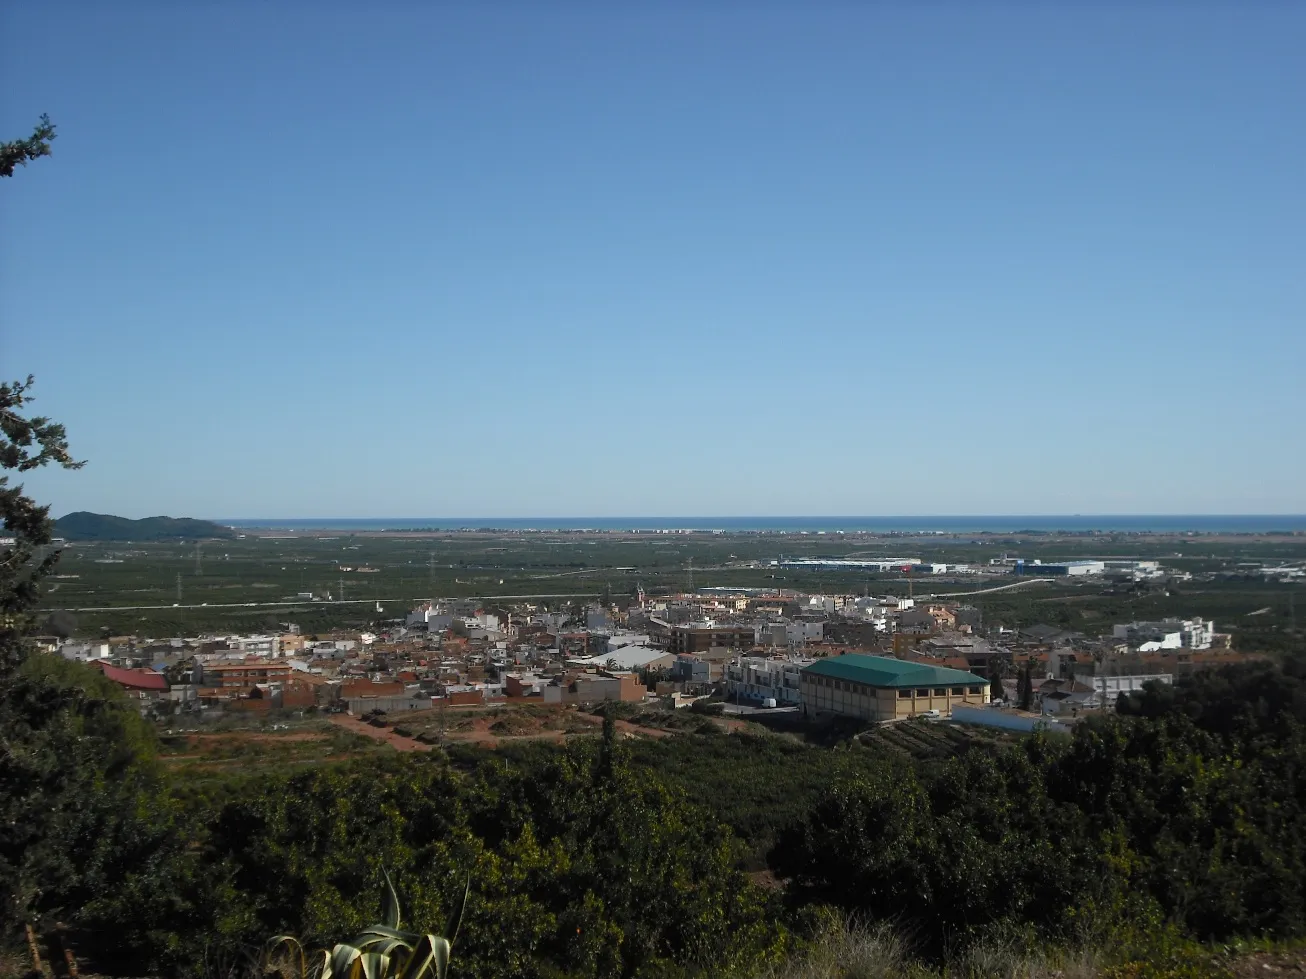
800;654;989;722
776;558;921;572
1013;559;1105;576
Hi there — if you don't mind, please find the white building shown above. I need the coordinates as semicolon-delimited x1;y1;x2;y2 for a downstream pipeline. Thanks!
1015;559;1106;576
1113;618;1214;650
571;644;674;672
776;558;921;572
220;635;281;658
407;603;454;631
754;619;824;649
1087;672;1174;703
59;641;111;662
724;656;812;706
605;632;651;653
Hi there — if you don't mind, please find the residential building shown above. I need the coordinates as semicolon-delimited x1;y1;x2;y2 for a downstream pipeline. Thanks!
672;654;713;684
543;672;646;705
89;661;169;711
665;623;755;653
725;656;812;706
58;641;111;662
754;619;823;649
1079;671;1174;704
1112;618;1214;650
198;661;293;698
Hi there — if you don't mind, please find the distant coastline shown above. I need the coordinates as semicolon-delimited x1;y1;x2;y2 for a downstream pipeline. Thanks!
218;515;1306;534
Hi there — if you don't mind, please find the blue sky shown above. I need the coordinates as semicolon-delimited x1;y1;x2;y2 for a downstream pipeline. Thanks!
3;4;1303;519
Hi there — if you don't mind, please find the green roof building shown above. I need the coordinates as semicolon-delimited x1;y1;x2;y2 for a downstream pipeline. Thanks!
800;654;990;722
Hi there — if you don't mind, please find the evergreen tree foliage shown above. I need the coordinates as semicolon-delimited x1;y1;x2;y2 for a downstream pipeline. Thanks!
1017;661;1034;711
0;114;55;178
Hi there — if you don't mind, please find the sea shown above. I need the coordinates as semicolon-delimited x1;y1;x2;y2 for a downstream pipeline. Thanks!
219;516;1306;534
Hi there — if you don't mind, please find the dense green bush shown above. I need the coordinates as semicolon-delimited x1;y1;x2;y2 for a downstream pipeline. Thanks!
776;654;1306;952
197;737;787;979
6;651;1306;976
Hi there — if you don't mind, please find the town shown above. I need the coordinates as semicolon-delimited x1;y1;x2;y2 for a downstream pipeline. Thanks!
46;558;1249;743
7;6;1306;973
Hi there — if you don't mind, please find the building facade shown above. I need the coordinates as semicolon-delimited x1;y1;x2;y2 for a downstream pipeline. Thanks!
724;656;810;706
1113;618;1214;650
800;654;989;721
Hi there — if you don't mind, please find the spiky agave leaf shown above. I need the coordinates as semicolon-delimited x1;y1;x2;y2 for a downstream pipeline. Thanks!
381;867;402;931
444;875;471;949
355;925;414;944
398;935;453;979
356;951;391;979
352;935;413;959
265;935;309;979
270;871;468;979
326;943;363;979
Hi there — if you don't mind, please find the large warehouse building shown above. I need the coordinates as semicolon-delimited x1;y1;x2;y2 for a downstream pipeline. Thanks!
800;654;990;722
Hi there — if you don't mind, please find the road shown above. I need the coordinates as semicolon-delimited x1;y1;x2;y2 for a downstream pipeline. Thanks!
52;592;600;612
919;578;1057;599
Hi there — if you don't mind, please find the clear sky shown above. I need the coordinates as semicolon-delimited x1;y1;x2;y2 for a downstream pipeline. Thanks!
2;4;1303;519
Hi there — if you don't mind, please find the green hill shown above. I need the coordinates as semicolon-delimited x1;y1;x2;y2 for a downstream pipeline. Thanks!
54;512;236;541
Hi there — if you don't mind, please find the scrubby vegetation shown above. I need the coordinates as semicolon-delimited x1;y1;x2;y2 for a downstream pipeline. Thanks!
6;650;1306;978
5;368;1306;979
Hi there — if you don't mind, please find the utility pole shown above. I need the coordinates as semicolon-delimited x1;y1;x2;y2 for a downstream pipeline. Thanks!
686;557;694;594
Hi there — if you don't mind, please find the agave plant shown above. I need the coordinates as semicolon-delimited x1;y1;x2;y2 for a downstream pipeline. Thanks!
269;870;470;979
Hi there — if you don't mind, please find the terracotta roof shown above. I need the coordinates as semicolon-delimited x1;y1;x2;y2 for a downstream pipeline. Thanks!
91;661;168;691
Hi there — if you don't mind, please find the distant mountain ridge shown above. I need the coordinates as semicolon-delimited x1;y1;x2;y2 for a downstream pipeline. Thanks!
54;512;235;541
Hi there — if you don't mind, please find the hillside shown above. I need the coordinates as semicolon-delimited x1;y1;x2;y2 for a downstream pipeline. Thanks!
54;511;236;541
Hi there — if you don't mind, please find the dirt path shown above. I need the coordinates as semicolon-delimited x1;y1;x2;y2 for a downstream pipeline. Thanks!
1231;950;1306;977
330;711;671;750
329;714;432;752
614;718;671;739
183;731;328;744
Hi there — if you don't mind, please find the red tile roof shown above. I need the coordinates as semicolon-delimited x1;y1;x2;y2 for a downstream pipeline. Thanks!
91;661;169;691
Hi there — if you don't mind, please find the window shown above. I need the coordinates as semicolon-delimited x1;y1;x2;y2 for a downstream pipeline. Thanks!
933;688;946;696
916;689;929;697
898;689;912;698
968;686;981;695
951;687;963;695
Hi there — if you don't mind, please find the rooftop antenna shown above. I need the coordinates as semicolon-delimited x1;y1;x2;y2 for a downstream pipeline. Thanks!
175;573;182;604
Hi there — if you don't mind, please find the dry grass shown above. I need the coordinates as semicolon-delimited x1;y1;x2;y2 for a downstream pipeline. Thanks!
764;918;1104;979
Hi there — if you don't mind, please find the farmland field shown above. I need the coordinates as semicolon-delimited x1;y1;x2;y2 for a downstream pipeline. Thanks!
34;528;1306;650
